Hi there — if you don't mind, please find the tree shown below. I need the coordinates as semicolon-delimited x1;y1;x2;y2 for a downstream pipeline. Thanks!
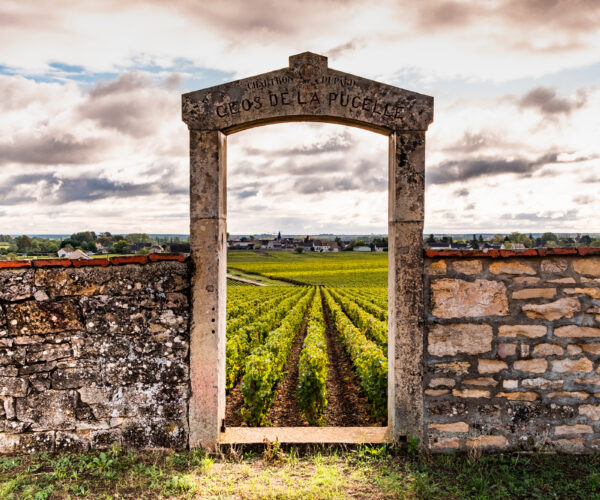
426;234;436;244
15;235;32;252
294;246;304;254
492;234;505;245
253;243;262;250
113;240;130;254
126;233;151;244
136;248;150;256
541;232;558;246
470;234;479;248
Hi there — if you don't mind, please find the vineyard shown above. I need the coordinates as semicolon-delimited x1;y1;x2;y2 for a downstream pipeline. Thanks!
225;252;388;427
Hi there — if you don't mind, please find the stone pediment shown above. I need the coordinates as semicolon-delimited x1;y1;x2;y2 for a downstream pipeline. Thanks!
182;52;433;134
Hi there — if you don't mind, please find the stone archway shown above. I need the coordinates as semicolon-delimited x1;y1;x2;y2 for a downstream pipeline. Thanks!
182;52;433;448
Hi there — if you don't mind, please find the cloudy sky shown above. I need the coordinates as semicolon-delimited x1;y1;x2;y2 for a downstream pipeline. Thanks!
1;0;598;235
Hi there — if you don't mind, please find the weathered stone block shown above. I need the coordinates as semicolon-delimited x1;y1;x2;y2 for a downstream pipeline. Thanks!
16;390;77;430
431;361;470;375
574;258;600;277
489;261;536;275
431;279;508;318
580;343;600;354
25;342;72;364
466;435;508;448
541;258;568;274
428;324;492;356
429;378;455;388
564;288;600;299
451;260;482;275
0;269;34;301
0;433;20;453
579;405;600;420
425;389;449;396
555;425;593;435
428;260;446;275
429;436;461;450
568;345;584;355
512;288;556;299
0;377;28;397
55;431;90;452
548;277;576;284
514;359;547;373
52;367;101;389
5;299;82;335
553;438;585;453
478;359;507;373
496;392;539;401
429;422;469;432
498;343;517;358
555;326;600;338
522;297;580;321
548;391;589;400
552;358;593;372
521;378;562;390
513;277;540;285
532;343;563;356
498;325;546;338
452;389;490;398
463;377;498;387
503;380;519;389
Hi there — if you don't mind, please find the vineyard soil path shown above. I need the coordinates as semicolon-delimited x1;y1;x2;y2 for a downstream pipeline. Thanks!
265;307;310;425
321;289;376;426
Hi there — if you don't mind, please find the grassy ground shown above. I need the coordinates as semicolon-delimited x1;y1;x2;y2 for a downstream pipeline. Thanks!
2;444;600;499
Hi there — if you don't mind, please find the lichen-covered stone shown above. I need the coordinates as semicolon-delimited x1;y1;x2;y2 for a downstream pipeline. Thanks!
541;259;568;274
554;326;600;338
0;269;34;301
428;324;492;356
478;359;508;373
555;424;593;435
498;325;547;338
466;435;508;448
512;288;556;299
574;258;600;277
0;377;28;396
428;260;446;275
489;261;536;275
451;260;482;275
513;359;548;373
532;344;563;356
551;358;593;373
16;390;77;430
429;422;469;432
5;298;82;335
522;297;580;321
431;279;508;318
564;287;600;299
579;405;600;420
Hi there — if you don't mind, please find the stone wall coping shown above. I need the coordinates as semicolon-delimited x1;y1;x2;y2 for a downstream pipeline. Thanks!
0;253;189;269
425;247;600;258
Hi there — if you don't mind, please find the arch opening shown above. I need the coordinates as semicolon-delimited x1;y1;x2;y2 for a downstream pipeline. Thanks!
182;52;433;447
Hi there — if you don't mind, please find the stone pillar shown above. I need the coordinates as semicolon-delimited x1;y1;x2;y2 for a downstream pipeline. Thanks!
188;129;227;448
388;131;426;442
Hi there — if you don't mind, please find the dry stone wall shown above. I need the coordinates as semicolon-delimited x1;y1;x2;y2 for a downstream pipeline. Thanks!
0;256;190;453
424;250;600;453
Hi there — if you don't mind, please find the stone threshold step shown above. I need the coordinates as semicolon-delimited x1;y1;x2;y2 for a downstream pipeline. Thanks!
219;426;389;444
